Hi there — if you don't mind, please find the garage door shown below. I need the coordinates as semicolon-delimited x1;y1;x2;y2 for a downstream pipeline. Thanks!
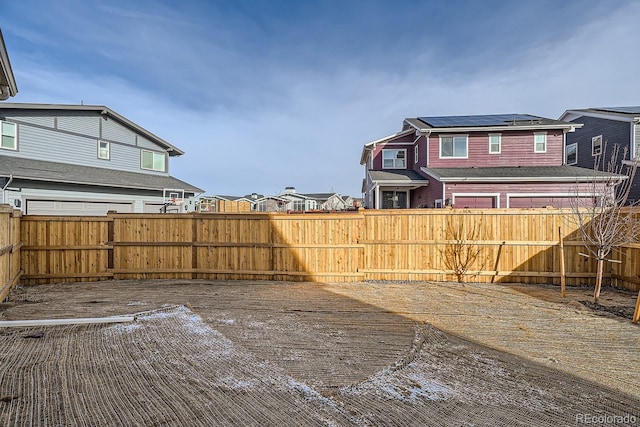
508;197;594;208
453;196;496;208
26;200;133;216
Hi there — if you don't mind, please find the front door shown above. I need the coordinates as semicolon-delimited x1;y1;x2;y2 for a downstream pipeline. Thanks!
381;191;408;209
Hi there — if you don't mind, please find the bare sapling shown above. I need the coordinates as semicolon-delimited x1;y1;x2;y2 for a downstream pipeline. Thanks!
440;214;487;283
569;143;640;303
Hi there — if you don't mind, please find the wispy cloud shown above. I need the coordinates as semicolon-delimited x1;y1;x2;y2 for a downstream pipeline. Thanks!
2;0;639;196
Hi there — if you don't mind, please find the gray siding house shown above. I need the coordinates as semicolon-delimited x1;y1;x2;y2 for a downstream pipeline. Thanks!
0;103;202;215
560;107;640;202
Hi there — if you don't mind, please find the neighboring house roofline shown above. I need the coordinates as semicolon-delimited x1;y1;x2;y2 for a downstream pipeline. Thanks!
360;128;415;164
367;170;428;188
279;192;311;200
0;29;18;100
560;109;640;123
299;192;342;199
201;195;253;202
403;116;582;134
0;102;185;155
253;195;289;202
0;156;203;193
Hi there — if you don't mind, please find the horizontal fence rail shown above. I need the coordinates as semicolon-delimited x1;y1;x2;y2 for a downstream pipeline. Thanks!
11;208;640;291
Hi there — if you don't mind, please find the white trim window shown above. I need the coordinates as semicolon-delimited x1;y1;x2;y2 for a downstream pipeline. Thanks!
141;149;166;172
440;135;468;158
566;142;577;165
382;149;406;169
592;135;602;156
97;140;110;160
1;121;17;150
414;144;419;164
292;200;306;211
534;132;547;153
489;133;501;154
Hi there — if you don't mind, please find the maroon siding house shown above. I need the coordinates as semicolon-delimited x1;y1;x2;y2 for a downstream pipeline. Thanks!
361;114;614;209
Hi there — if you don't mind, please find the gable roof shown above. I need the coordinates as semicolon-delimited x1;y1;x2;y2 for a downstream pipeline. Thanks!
422;165;619;183
404;114;580;133
0;156;203;193
0;29;18;99
0;103;184;155
560;107;640;123
300;192;341;200
360;128;415;164
253;194;289;203
203;194;253;202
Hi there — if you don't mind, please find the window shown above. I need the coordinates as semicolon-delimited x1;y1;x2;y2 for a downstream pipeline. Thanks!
97;140;110;160
292;200;306;211
592;135;602;156
566;143;577;165
382;149;406;169
440;135;468;158
141;150;166;172
414;145;419;164
489;134;501;154
1;121;16;150
534;132;547;153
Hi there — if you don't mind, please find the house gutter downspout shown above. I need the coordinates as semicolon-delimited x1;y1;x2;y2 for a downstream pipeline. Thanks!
1;174;13;204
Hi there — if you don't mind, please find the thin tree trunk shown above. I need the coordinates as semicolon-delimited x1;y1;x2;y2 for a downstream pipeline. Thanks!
594;258;604;304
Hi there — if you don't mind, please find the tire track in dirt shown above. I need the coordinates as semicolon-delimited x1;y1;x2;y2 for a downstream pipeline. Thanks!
3;306;640;426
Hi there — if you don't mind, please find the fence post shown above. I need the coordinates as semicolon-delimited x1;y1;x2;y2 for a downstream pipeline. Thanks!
106;211;115;275
192;214;198;279
559;227;566;298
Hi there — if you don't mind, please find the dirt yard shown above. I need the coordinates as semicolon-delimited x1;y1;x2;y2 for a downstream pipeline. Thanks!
1;280;639;426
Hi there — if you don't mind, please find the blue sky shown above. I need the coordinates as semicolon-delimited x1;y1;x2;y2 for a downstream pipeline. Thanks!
2;0;640;197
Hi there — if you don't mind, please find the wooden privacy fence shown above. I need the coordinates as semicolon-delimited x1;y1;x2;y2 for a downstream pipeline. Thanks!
14;208;640;291
0;205;22;300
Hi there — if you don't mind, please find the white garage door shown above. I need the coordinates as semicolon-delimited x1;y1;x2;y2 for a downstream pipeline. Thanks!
26;200;133;216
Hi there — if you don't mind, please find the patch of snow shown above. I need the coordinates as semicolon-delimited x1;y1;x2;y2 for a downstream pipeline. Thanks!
126;301;147;306
103;322;142;335
288;379;338;409
341;368;450;402
220;375;258;391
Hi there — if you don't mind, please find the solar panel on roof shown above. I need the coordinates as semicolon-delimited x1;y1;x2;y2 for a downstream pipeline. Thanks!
593;107;640;114
418;114;539;128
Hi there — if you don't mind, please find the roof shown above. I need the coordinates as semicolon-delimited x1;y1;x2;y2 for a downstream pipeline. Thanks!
422;165;619;183
300;192;340;200
0;29;18;99
0;155;203;193
368;169;427;183
404;114;580;133
560;107;640;122
203;195;252;202
0;103;184;155
360;129;415;164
